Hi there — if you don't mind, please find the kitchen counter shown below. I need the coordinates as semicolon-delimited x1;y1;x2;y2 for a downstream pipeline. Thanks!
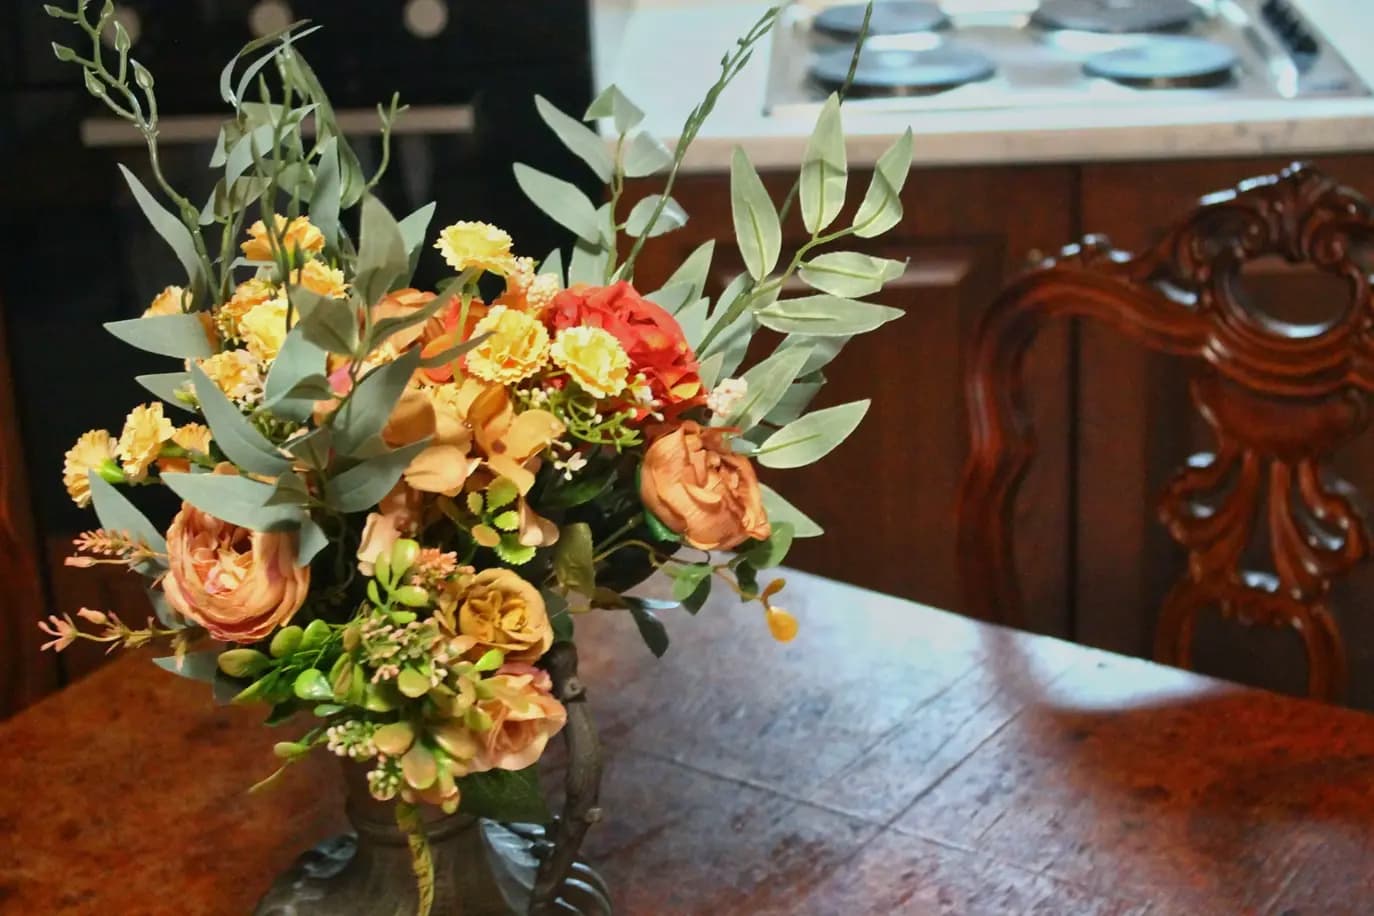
591;0;1374;171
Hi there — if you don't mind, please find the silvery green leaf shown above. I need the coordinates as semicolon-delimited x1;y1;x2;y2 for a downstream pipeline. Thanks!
757;399;870;469
764;377;824;427
513;163;601;244
192;364;291;476
298;517;329;565
162;472;303;532
328;439;430;513
675;297;709;349
535;95;614;182
286;427;333;469
293;288;359;356
730;147;780;281
718;344;813;433
644;281;695;316
659;240;714;303
146;588;185;629
264;325;329;423
118;164;204;290
567;239;609;286
154;650;221;683
756;295;901;337
265;472;312;507
136;371;195;413
539;249;565;287
105;314;214;359
225;24;322;108
853;128;913;238
622;131;673;177
799;252;905;298
698;352;725;390
330;348;420;456
779;333;849;375
225;121;277;188
397;201;437;268
584;85;644;134
418;332;487;370
798;94;847;234
355;194;410;305
593;201;616;249
309;136;342;249
625;194;687;239
701;308;755;380
759;483;823;538
87;473;167;575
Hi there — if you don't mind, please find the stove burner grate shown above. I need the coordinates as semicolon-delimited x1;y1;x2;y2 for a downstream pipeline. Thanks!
809;45;996;96
1084;36;1239;88
1031;0;1201;34
813;1;950;41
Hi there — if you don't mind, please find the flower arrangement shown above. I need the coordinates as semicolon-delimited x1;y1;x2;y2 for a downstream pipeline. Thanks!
39;1;907;911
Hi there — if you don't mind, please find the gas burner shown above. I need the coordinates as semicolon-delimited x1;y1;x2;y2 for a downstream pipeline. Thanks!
809;45;995;96
1084;36;1239;87
1031;0;1201;34
812;2;950;41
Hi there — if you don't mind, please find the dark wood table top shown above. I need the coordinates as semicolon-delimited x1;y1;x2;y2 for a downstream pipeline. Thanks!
5;568;1374;915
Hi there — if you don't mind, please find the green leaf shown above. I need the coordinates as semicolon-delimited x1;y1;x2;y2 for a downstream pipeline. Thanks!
760;484;822;538
643;508;681;544
765;378;824;427
87;474;167;575
778;334;849;376
117;164;204;290
670;563;712;607
162;472;303;532
153;650;221;684
657;240;714;304
799;252;905;298
739;523;795;569
719;344;814;433
730;147;781;281
298;517;329;565
535;95;614;182
539;249;565;287
191;364;291;477
293;288;360;356
698;352;725;390
853;128;913;238
224;121;278;188
263;325;330;423
266;472;312;507
757;399;870;469
105;314;215;360
293;668;333;701
329;439;431;513
458;766;550;823
308;136;342;249
584;85;644;134
513;164;602;244
756;295;902;337
398;201;437;269
568;238;609;286
544;589;574;642
623;130;674;177
644;281;696;316
553;522;595;597
625;597;670;657
331;348;420;456
356;194;411;305
798;94;847;234
625;194;687;239
135;371;195;413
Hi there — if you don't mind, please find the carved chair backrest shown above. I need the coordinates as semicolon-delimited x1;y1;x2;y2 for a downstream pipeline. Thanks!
957;164;1374;701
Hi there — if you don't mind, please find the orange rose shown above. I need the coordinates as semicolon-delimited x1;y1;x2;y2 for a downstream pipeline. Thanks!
458;568;552;662
471;664;567;772
162;502;310;642
640;421;771;550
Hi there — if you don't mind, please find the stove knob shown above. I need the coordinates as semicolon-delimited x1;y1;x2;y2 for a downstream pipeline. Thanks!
404;0;449;39
249;1;294;39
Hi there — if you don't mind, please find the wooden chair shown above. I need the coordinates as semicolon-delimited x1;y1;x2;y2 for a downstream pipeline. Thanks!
957;164;1374;701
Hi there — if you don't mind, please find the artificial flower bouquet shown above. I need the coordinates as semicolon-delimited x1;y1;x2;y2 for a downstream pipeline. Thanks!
39;1;907;910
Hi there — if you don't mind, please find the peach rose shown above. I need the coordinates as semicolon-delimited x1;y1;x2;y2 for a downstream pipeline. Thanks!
640;421;771;551
356;482;427;575
458;568;552;662
382;385;479;497
471;664;567;771
162;502;310;642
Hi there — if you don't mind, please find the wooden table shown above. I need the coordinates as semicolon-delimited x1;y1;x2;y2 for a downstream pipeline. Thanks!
4;569;1374;915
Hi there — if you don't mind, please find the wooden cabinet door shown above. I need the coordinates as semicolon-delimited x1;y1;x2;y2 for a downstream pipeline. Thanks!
1078;155;1374;704
628;166;1078;636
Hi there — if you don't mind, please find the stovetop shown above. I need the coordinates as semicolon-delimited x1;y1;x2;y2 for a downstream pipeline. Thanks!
764;0;1370;118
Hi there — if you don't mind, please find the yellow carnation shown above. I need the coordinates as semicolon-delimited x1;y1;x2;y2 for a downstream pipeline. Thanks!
117;403;176;482
241;214;325;262
292;259;348;299
465;305;550;385
240;295;296;362
550;326;630;399
198;349;262;401
63;429;117;507
435;221;517;276
143;285;185;317
221;278;278;339
172;423;213;454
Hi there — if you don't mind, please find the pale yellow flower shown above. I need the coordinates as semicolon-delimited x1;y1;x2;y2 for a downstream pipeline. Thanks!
550;326;630;399
117;403;176;482
143;285;185;317
240;295;295;362
63;429;117;507
465;305;550;385
293;259;348;299
198;349;263;401
241;214;326;262
435;221;517;276
220;278;278;339
172;423;213;454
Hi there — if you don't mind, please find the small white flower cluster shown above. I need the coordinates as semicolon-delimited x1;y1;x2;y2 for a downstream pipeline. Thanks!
367;755;403;801
325;720;378;761
629;373;664;422
707;377;748;418
550;439;589;480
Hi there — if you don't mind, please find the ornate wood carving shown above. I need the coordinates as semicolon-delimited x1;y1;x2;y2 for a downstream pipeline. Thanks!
957;163;1374;700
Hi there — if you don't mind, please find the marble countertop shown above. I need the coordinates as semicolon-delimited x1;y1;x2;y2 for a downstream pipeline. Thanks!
591;0;1374;171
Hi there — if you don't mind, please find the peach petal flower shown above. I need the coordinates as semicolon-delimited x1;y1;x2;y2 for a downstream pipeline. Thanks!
470;664;567;772
143;285;185;317
457;569;552;663
63;429;118;507
640;421;771;551
117;402;176;483
241;214;325;262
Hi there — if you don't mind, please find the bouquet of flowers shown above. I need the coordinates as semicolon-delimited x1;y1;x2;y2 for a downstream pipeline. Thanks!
39;1;907;911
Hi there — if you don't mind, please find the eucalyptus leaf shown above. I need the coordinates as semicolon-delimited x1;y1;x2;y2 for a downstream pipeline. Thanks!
584;85;644;134
625;194;687;238
644;281;696;316
513;164;601;244
397;201;437;265
659;240;714;303
756;295;902;337
764;378;824;427
263;325;329;423
739;522;795;569
118;164;204;291
730;147;781;281
718;344;813;433
853;128;913;238
135;371;195;412
105;313;215;360
799;252;905;298
308;135;342;249
153;650;222;684
698;352;725;390
328;439;431;513
674;298;710;351
757;399;870;469
567;239;609;286
760;484;823;538
297;517;329;565
87;473;167;575
162;472;303;532
192;364;291;476
355;194;410;305
293;288;359;356
224;121;278;188
535;95;614;182
778;334;849;375
798;94;847;234
330;348;420;456
622;130;673;177
539;249;565;287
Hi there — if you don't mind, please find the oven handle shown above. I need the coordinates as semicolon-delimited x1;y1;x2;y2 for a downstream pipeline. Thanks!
79;104;474;148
